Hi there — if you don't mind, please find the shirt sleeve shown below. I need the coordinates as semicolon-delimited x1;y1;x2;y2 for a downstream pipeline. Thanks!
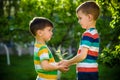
38;46;49;61
80;33;94;48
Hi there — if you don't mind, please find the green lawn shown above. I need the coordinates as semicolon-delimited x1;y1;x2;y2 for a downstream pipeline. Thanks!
0;54;120;80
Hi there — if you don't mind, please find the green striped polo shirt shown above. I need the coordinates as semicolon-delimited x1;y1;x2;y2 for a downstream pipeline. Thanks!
34;42;58;80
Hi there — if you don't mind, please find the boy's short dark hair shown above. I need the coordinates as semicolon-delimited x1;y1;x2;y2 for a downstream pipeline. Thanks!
76;1;100;20
29;17;53;36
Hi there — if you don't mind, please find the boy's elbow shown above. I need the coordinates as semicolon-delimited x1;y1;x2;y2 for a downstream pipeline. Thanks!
81;55;86;61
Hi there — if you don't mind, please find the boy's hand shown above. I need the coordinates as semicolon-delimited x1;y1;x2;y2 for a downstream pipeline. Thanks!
58;60;70;67
59;66;69;72
57;61;69;72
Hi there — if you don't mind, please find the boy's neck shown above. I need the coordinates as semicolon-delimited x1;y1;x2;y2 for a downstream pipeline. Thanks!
86;21;96;29
87;26;95;29
35;37;45;44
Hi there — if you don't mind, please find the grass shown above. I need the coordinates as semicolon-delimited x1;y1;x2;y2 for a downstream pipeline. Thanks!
0;54;120;80
0;54;36;80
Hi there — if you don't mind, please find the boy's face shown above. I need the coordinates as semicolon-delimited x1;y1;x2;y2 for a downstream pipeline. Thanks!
38;26;53;42
77;10;90;29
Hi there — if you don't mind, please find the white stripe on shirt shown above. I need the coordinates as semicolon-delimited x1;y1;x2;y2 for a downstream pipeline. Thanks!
77;63;98;68
40;53;49;60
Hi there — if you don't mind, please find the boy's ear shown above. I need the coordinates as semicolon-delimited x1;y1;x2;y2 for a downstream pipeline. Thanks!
37;30;43;36
88;14;93;21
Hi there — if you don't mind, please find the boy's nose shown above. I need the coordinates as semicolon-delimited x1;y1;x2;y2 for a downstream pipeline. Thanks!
51;32;53;35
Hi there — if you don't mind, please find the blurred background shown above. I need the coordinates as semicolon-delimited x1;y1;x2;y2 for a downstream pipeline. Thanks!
0;0;120;80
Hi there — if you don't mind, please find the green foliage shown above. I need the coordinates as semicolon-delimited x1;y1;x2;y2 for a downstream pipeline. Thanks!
0;0;84;47
0;0;120;66
1;0;117;48
0;16;10;42
96;17;112;49
98;44;120;67
97;0;120;48
18;0;85;48
96;0;120;67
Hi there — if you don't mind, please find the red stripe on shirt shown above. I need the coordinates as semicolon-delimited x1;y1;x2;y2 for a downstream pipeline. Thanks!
83;33;99;39
77;67;98;72
88;50;98;57
78;49;98;57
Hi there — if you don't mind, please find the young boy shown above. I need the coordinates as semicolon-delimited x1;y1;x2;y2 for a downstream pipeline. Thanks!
60;1;100;80
29;17;68;80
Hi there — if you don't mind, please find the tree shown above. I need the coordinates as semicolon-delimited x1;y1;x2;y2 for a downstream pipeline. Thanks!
97;0;120;67
1;0;119;58
96;0;120;49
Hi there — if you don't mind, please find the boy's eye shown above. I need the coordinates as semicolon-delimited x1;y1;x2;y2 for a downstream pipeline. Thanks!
49;29;52;32
79;17;81;20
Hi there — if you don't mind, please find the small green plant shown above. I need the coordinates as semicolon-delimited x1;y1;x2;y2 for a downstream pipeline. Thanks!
55;45;68;61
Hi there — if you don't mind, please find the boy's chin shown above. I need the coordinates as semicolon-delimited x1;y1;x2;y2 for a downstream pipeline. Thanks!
46;38;51;42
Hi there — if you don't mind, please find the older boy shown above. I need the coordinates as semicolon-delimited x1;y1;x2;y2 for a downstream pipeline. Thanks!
60;1;100;80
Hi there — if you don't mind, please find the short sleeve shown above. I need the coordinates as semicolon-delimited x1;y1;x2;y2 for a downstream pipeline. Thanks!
80;33;94;48
38;46;49;61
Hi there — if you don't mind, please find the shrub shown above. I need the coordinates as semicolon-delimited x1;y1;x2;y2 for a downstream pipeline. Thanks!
98;44;120;67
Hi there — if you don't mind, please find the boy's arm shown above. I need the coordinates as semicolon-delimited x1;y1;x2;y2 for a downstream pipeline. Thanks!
62;47;88;66
41;60;68;72
41;60;58;71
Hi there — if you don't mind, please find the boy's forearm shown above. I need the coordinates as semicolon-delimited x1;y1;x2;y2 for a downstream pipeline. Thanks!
67;55;79;66
67;47;88;66
67;54;86;66
43;64;60;71
41;61;59;71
